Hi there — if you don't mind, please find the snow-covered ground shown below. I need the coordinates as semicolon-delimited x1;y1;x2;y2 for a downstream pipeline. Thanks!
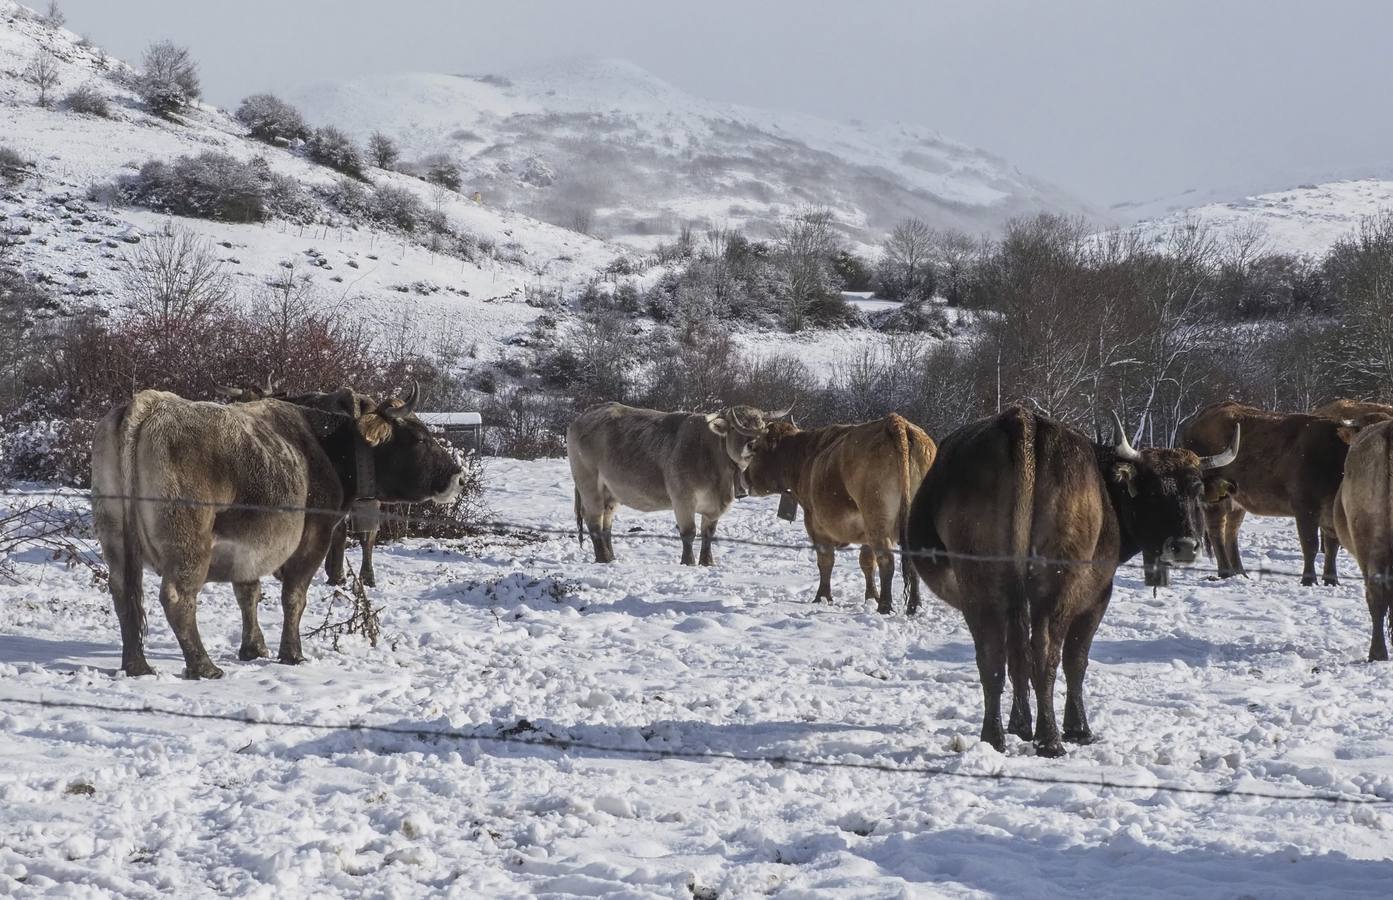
2;457;1391;897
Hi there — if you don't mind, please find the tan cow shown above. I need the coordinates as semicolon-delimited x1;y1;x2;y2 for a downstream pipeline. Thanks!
746;414;936;614
1333;419;1393;661
1312;398;1393;423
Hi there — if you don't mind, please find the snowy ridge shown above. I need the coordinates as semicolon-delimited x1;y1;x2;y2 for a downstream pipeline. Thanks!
1130;178;1393;256
1;458;1391;895
0;1;623;350
289;59;1096;251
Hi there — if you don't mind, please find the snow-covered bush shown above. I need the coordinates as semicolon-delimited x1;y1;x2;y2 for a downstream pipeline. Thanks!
0;146;31;183
369;184;424;231
307;126;365;179
134;40;200;117
235;93;310;145
103;152;310;223
63;83;110;118
0;418;95;488
418;153;462;191
322;177;372;219
368;132;400;170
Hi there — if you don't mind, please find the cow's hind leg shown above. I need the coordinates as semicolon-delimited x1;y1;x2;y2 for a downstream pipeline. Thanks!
675;501;698;566
600;500;617;563
234;581;270;661
813;543;836;603
964;606;1007;752
875;544;896;615
859;545;878;602
1029;604;1067;757
1321;528;1341;586
1005;601;1032;742
1062;586;1110;744
1367;566;1392;662
97;524;153;677
698;514;718;566
158;571;221;680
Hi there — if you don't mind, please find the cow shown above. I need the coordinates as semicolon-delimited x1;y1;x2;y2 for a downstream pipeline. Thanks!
905;406;1238;757
91;384;463;679
1333;419;1393;661
1312;398;1393;423
567;402;788;565
1180;401;1356;585
220;382;385;588
744;414;936;614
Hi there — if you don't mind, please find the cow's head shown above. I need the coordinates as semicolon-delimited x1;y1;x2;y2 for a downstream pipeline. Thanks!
355;384;465;505
744;420;801;495
705;404;790;469
1106;412;1239;586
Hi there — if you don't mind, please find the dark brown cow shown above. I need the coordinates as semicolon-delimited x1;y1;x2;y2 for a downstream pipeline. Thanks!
905;407;1236;757
91;385;462;679
1181;401;1356;585
745;414;936;614
1333;419;1393;661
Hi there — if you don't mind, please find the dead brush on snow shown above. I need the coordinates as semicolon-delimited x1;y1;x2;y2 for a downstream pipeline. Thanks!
0;496;106;586
305;569;384;651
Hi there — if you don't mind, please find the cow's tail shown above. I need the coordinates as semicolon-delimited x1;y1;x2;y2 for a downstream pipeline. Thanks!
115;401;148;637
1005;408;1037;676
892;416;917;608
574;487;584;546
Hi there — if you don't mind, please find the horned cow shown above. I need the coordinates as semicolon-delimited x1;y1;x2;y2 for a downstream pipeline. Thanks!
1181;401;1354;585
567;402;788;565
745;414;936;614
905;407;1237;757
91;386;463;679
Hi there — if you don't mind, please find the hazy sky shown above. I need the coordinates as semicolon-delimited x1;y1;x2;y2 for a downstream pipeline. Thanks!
53;0;1393;207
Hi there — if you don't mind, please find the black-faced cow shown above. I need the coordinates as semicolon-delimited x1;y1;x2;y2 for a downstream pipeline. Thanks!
567;402;787;565
91;386;463;679
905;406;1237;757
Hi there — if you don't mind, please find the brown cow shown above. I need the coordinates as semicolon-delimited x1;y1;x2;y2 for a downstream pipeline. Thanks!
1312;398;1393;423
906;407;1237;756
745;414;936;614
1181;401;1357;585
1333;419;1393;661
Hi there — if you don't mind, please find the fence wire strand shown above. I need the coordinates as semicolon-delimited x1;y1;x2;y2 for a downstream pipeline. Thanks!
2;695;1385;807
0;486;1337;581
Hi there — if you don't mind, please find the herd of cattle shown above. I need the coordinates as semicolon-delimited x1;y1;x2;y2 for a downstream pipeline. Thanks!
85;384;1393;759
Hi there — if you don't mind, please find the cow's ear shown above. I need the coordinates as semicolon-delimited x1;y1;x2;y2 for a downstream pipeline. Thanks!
1203;478;1236;503
1112;463;1139;498
356;412;393;446
1337;425;1360;445
326;387;361;417
706;414;730;437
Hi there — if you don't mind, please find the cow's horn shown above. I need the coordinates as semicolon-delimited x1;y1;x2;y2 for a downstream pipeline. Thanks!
1200;423;1240;470
729;406;753;434
1111;411;1143;462
766;402;794;421
382;382;420;419
215;385;244;400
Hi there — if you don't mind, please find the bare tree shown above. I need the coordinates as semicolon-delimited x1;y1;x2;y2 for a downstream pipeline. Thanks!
136;41;201;116
123;227;234;361
42;0;65;27
774;206;838;331
368;132;400;169
879;217;936;302
24;48;61;108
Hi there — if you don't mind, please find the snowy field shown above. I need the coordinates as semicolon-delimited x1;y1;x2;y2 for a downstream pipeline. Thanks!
2;457;1393;898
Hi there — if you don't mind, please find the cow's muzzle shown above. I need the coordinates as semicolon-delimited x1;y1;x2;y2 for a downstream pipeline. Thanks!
430;469;466;505
1160;537;1200;566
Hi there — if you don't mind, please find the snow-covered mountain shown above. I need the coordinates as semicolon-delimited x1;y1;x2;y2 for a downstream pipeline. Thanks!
1129;178;1393;256
0;1;620;349
289;59;1096;250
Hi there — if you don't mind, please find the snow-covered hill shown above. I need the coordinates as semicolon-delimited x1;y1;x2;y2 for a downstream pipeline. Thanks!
0;1;622;350
289;59;1096;251
1131;178;1393;257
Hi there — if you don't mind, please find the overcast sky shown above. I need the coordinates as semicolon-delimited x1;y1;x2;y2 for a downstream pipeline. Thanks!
54;0;1393;207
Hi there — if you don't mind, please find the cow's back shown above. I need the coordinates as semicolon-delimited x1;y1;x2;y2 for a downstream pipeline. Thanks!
1336;420;1393;574
810;416;936;536
567;402;696;511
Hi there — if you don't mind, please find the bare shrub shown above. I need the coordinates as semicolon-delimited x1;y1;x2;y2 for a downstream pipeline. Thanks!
483;389;569;459
0;146;32;184
24;48;61;108
42;1;66;28
375;447;486;542
63;83;110;117
368;132;400;170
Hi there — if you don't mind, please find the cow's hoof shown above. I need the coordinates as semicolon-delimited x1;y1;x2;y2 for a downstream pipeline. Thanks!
123;660;155;678
1323;577;1339;587
1063;728;1095;745
1300;575;1317;587
1007;712;1033;741
184;661;225;680
906;601;920;617
876;602;893;615
238;643;269;661
1034;740;1066;758
326;576;345;587
278;652;306;666
361;576;376;588
1369;647;1389;663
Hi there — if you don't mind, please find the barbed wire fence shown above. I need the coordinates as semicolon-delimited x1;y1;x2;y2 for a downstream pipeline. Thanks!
0;483;1385;809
